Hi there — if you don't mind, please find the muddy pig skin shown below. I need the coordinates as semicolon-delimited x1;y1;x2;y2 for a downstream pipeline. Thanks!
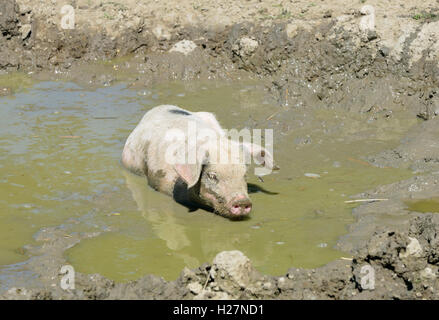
122;105;275;219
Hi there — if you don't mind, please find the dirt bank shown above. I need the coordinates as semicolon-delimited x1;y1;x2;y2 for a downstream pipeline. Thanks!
1;0;439;299
1;0;438;118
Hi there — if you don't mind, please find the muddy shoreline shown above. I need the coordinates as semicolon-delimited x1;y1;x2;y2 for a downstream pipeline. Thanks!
1;0;439;299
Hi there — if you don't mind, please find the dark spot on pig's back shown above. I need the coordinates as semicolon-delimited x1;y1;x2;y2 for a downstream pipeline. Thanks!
169;109;191;116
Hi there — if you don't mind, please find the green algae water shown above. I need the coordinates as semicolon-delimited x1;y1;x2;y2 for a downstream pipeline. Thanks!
406;198;439;213
0;75;415;282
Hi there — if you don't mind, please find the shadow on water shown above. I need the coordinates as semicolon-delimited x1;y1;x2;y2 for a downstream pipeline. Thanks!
247;182;279;195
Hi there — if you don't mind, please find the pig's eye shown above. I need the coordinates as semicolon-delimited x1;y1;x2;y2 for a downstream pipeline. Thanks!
207;172;218;182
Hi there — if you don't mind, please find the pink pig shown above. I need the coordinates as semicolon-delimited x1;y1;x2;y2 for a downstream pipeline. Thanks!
122;105;275;219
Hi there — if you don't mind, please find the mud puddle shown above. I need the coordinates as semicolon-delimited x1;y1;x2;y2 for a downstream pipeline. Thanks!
406;198;439;213
0;76;416;286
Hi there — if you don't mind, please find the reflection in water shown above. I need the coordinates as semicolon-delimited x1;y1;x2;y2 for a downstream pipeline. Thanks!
122;170;199;267
122;169;284;271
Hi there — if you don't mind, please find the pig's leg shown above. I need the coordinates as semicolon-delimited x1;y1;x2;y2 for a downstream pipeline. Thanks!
121;144;147;176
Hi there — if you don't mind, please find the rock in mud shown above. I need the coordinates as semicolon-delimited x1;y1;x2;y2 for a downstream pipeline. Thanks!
169;40;197;55
232;37;259;57
399;237;423;258
152;25;172;41
190;250;263;300
187;282;203;295
211;250;256;288
19;23;31;40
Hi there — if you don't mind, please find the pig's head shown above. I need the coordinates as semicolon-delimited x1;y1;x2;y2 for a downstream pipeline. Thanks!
173;139;275;219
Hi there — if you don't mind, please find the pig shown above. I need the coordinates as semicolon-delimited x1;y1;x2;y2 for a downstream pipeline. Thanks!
122;105;275;219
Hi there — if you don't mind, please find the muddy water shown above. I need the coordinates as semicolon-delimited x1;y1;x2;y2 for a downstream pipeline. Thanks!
406;198;439;213
0;76;416;282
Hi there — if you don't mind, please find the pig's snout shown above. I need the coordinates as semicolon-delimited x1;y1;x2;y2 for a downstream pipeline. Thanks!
228;195;252;216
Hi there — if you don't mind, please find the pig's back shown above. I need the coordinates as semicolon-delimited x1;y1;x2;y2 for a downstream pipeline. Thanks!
121;105;213;186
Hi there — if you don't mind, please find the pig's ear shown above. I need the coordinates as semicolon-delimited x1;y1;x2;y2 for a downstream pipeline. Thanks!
242;142;278;172
173;163;203;188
